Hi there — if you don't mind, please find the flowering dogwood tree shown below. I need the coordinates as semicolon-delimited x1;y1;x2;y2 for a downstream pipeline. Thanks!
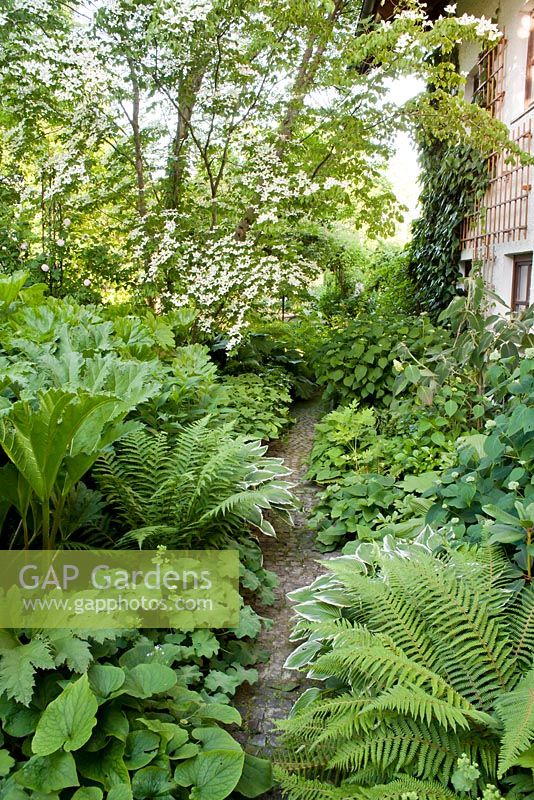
0;0;511;337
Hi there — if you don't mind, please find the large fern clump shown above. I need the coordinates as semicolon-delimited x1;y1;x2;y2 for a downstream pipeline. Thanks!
276;545;534;800
94;417;296;548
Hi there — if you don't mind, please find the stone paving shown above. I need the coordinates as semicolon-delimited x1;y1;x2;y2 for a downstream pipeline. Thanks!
234;397;329;798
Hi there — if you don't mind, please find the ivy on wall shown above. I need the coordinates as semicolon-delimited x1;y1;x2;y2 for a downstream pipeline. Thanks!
409;137;489;316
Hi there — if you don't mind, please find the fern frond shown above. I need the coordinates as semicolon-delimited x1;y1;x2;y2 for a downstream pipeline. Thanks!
308;628;470;710
507;585;534;673
332;568;440;670
274;769;362;800
357;777;463;800
384;553;514;709
94;421;296;546
327;717;496;784
495;667;534;775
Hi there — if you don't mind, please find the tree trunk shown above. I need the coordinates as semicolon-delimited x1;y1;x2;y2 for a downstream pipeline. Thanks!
128;58;147;219
234;1;344;240
166;66;206;209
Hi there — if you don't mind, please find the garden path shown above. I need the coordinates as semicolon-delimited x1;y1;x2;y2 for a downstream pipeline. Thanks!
235;397;327;797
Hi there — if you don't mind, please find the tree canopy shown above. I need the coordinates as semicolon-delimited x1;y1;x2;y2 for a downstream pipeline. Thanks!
0;0;510;338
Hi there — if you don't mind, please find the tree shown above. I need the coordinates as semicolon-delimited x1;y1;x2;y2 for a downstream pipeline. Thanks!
0;0;513;338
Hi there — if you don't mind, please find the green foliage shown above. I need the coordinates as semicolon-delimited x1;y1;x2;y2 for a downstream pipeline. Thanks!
223;330;317;400
222;373;293;441
277;545;534;799
307;403;379;483
409;141;489;315
360;243;417;317
0;629;273;799
421;355;534;577
314;314;448;408
94;421;296;546
308;473;404;550
0;388;133;548
309;278;534;555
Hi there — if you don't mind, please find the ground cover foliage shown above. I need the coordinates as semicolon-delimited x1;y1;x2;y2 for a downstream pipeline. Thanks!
277;273;534;799
0;271;313;799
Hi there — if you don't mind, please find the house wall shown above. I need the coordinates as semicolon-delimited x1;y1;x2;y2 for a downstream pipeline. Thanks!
457;0;534;310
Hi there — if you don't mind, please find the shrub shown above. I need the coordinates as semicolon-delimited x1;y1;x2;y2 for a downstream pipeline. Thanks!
314;314;449;408
223;330;317;399
94;419;296;547
361;243;417;317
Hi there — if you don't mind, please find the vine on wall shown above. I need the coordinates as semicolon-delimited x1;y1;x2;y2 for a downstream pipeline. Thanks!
409;138;489;316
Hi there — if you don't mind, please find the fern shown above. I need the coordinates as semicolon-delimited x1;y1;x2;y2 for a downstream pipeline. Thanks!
277;547;534;800
507;586;534;672
94;422;295;547
495;668;534;775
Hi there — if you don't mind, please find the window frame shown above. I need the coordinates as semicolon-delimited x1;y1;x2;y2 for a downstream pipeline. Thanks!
511;254;533;312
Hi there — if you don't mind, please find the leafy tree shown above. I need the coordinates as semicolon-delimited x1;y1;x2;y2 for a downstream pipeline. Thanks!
0;0;517;337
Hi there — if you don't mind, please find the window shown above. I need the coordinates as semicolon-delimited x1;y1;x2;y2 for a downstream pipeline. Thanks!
511;255;532;311
526;14;534;107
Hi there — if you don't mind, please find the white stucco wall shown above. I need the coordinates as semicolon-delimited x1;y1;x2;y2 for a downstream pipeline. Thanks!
456;0;534;310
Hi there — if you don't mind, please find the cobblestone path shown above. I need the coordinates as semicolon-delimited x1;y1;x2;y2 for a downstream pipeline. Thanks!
235;397;328;798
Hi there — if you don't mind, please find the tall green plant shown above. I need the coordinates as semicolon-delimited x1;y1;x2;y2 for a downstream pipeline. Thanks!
409;141;489;315
276;546;534;799
0;389;133;548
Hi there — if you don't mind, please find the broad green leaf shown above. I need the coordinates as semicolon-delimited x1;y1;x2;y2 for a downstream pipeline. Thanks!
124;730;160;769
76;740;129;789
138;718;188;750
170;743;200;760
193;703;241;726
3;706;39;737
444;399;458;416
482;504;521;526
120;664;177;698
192;727;241;752
235;753;273;798
14;751;79;793
71;789;103;800
107;785;133;800
0;389;124;502
0;747;15;776
131;766;175;800
32;674;98;756
174;749;244;800
88;664;125;698
0;271;28;309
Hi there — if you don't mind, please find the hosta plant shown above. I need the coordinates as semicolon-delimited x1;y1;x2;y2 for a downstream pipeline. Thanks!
276;545;534;800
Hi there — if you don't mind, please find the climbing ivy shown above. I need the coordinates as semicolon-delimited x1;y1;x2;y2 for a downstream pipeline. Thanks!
409;138;489;316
